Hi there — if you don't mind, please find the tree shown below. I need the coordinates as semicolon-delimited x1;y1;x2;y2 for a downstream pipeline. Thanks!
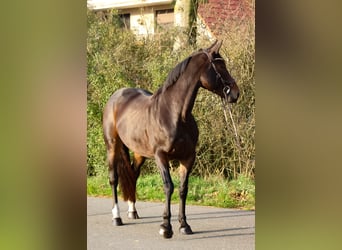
173;0;198;50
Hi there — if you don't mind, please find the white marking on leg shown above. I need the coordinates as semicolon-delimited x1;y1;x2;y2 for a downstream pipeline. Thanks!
127;200;136;212
112;204;120;219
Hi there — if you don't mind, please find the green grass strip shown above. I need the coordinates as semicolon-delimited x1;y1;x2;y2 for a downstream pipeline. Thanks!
88;173;254;210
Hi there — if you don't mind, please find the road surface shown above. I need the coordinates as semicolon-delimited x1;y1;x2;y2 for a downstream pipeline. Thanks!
87;197;255;249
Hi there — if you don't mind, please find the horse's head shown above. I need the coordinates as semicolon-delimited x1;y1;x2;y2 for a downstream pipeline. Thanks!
199;40;240;103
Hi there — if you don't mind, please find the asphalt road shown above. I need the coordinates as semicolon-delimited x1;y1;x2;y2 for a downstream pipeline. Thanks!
87;197;255;250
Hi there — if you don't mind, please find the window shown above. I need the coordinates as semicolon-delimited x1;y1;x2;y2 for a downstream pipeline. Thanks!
118;13;130;29
156;9;174;31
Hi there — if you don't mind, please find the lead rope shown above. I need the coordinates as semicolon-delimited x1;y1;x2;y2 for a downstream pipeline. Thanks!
221;96;242;178
221;97;239;144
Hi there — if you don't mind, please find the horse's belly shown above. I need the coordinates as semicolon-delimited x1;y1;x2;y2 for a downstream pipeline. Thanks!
117;125;154;158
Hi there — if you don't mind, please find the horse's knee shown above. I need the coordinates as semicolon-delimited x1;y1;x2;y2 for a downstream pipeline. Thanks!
179;185;188;198
164;181;174;196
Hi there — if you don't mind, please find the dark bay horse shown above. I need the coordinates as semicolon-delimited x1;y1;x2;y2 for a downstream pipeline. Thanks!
102;40;239;238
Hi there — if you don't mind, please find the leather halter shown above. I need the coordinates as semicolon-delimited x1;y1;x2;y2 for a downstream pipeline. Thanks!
203;51;232;96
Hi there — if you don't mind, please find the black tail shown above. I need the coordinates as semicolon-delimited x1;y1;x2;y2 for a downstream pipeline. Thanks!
117;145;137;202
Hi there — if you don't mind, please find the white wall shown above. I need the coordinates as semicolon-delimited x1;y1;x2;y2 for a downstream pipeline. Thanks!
129;7;155;35
121;5;173;36
88;0;174;36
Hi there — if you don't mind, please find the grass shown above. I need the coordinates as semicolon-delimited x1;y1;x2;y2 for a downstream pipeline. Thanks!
87;172;255;210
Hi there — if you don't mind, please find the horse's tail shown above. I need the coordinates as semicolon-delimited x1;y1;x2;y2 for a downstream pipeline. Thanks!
117;145;137;202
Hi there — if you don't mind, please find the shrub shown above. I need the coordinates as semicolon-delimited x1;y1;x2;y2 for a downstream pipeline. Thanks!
87;6;255;180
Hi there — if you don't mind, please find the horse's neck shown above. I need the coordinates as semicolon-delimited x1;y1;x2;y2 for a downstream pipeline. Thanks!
154;53;208;123
162;71;201;122
179;80;200;121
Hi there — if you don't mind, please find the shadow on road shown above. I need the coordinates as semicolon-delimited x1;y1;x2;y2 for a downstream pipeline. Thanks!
186;226;255;240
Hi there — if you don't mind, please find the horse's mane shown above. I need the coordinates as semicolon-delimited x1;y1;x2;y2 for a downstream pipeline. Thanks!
164;56;192;89
153;56;192;96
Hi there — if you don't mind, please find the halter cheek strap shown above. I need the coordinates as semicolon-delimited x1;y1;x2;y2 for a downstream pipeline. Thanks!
203;51;232;95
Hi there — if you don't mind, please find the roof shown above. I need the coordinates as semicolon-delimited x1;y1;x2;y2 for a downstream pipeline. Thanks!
87;0;173;10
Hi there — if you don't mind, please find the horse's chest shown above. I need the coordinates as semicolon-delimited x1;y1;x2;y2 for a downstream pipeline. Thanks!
166;135;195;160
166;123;199;157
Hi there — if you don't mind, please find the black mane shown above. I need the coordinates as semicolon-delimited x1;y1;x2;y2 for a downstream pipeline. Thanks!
153;56;192;96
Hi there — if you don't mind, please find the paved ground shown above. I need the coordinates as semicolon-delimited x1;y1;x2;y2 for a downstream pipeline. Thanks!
87;197;255;250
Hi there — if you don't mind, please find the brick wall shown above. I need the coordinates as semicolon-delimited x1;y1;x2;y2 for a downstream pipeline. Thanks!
197;0;253;37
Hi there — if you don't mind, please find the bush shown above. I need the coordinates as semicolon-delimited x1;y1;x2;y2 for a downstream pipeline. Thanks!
87;6;255;180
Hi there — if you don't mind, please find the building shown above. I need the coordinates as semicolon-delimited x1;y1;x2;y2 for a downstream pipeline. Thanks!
87;0;253;39
87;0;174;36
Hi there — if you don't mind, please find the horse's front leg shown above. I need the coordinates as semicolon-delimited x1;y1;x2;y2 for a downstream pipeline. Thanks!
178;156;195;234
155;150;174;238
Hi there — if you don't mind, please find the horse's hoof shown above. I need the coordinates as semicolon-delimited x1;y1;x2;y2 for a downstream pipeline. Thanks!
180;225;193;235
112;218;123;226
159;225;173;239
127;211;140;219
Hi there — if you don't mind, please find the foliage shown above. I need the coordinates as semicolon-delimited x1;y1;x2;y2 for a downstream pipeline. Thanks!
87;4;255;181
87;173;255;209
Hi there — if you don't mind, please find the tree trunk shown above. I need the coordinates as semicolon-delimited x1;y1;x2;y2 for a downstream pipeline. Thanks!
173;0;198;50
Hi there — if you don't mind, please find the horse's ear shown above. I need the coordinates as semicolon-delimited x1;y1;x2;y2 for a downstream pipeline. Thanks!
210;40;223;54
207;40;218;51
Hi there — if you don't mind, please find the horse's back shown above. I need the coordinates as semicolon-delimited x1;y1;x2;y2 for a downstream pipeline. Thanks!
105;87;151;112
106;87;151;106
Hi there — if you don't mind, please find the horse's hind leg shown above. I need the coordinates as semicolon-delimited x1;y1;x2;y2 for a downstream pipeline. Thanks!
127;153;146;219
105;136;123;226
